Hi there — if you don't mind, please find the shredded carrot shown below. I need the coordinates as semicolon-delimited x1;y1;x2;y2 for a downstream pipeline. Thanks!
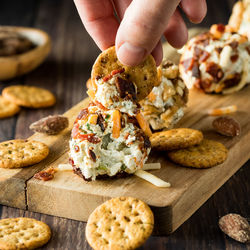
147;92;156;102
208;105;237;116
136;112;152;137
112;110;121;138
87;89;95;100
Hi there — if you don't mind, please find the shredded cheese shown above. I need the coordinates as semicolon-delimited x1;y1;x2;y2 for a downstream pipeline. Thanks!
56;164;72;171
134;169;171;188
208;105;237;116
142;162;161;170
136;112;152;137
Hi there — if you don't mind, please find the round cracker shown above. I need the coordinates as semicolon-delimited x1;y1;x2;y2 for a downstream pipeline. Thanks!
150;128;203;151
0;139;49;168
168;139;228;168
0;96;20;118
86;197;154;250
0;217;51;250
91;46;158;101
2;85;56;108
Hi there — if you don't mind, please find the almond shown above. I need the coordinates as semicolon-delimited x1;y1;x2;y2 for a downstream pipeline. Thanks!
212;116;240;137
29;115;69;135
219;214;250;243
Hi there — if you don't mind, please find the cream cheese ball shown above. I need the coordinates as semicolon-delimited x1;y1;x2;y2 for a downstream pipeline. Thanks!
69;103;151;181
140;60;188;130
229;0;250;40
88;68;139;116
179;24;250;94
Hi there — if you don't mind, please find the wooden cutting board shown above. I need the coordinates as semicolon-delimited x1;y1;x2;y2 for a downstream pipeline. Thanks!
1;28;250;235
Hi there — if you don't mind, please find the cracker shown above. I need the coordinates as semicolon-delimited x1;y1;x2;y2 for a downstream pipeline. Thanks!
91;46;158;101
0;217;51;250
2;85;56;108
0;96;20;118
150;128;203;151
168;139;228;168
0;139;49;168
86;197;154;250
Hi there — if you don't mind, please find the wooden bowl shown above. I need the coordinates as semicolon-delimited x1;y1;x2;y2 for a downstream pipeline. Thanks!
0;26;51;81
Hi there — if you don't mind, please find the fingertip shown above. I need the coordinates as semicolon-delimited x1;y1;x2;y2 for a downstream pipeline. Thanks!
151;41;163;66
116;42;147;66
181;0;207;24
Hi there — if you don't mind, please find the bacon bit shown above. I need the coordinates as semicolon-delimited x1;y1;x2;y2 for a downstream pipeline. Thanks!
230;54;239;62
97;113;106;132
124;132;129;140
69;158;74;166
228;41;238;50
88;148;96;162
216;24;226;33
76;133;101;144
206;62;224;83
215;47;223;54
111;68;125;76
199;51;210;63
144;136;151;149
121;117;126;128
194;47;203;58
74;145;80;152
224;73;241;88
136;112;152;137
71;123;79;138
34;167;56;181
210;24;225;39
77;108;89;120
181;58;194;71
95;101;109;111
208;105;237;116
103;74;112;82
115;77;136;100
192;61;200;78
246;46;250;55
194;32;210;46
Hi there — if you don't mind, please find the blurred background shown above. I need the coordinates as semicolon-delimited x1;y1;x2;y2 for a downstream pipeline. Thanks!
0;0;238;139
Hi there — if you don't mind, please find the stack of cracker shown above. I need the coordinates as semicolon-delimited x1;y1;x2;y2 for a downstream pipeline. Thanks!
0;85;56;119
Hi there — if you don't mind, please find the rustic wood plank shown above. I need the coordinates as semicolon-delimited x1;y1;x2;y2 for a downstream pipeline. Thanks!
26;82;250;234
0;98;89;208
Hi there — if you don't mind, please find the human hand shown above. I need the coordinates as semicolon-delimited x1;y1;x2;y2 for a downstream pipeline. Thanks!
74;0;207;66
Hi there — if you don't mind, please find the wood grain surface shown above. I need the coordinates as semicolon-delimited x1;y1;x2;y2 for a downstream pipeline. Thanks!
0;0;249;249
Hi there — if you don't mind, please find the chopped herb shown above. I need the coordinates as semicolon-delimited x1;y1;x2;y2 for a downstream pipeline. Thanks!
121;164;126;171
86;123;94;133
101;133;112;149
105;114;110;121
8;150;12;154
79;128;87;134
98;165;107;171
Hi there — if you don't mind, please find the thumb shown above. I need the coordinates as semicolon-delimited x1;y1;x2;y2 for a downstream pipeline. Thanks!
115;0;180;66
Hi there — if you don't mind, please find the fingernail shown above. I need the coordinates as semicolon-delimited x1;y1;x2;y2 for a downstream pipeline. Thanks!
117;42;146;66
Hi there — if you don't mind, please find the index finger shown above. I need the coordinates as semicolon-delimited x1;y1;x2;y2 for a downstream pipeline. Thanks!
74;0;119;50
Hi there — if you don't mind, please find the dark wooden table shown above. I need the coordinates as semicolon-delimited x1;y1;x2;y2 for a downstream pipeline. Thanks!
0;0;249;249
